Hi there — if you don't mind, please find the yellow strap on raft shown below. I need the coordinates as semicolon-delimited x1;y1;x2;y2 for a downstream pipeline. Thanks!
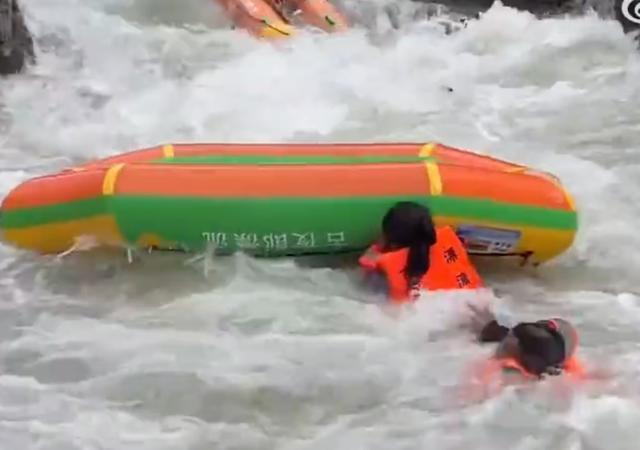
102;163;125;196
162;144;175;158
420;143;443;196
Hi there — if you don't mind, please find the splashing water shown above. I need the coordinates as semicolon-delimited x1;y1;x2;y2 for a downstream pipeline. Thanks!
1;1;640;448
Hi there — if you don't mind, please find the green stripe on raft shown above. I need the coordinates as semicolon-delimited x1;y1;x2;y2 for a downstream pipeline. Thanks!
153;155;437;165
0;195;577;232
111;196;576;254
0;197;105;228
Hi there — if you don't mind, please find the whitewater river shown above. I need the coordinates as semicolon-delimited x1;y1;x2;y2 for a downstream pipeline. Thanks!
1;0;640;448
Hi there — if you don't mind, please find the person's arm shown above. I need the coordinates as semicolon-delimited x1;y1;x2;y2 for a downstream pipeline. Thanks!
467;302;512;342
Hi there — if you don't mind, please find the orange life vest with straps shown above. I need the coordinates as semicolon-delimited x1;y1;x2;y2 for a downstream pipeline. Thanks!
359;226;484;303
476;353;586;390
464;351;586;402
498;354;585;378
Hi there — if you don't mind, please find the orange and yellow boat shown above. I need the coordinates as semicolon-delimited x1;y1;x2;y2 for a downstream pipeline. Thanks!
214;0;348;39
0;142;578;264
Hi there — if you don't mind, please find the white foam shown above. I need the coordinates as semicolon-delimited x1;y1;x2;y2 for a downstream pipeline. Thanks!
1;0;640;448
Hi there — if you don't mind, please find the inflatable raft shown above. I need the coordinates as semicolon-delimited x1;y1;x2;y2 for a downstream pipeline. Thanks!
0;142;578;264
214;0;348;39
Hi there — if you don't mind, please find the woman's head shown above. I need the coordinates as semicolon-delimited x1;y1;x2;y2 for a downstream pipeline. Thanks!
512;320;567;376
381;201;437;284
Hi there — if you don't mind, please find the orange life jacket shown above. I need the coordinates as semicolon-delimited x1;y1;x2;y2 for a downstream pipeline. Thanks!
469;353;586;400
464;352;586;402
494;354;585;379
359;226;484;303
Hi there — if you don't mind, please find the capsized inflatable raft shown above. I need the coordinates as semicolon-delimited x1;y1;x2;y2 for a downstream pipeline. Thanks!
0;142;578;264
214;0;348;39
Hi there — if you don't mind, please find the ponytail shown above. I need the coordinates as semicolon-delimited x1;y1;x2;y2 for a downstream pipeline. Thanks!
403;215;437;286
381;201;438;288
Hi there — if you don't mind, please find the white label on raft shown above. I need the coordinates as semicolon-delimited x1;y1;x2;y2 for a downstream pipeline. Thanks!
327;232;346;246
201;231;348;250
263;233;288;250
234;233;260;250
291;232;316;248
201;232;229;248
455;225;521;254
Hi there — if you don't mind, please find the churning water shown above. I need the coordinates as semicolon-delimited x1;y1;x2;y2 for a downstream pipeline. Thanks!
1;1;640;448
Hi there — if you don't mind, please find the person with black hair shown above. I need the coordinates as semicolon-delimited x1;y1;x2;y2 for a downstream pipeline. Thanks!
483;318;583;377
358;201;484;302
467;306;586;387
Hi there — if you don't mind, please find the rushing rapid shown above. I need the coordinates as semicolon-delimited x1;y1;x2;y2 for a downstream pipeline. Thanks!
1;1;640;448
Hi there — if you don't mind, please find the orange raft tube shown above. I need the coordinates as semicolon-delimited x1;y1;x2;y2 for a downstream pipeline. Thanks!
0;142;578;262
213;0;348;39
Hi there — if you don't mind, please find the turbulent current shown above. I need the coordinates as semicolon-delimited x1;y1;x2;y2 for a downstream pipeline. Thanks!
1;0;640;448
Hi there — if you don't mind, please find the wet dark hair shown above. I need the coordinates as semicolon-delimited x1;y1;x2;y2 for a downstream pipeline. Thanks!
381;202;437;287
512;322;566;376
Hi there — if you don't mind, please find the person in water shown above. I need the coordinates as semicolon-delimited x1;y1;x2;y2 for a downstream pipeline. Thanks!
475;314;585;381
454;302;589;400
358;201;484;302
360;201;588;391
